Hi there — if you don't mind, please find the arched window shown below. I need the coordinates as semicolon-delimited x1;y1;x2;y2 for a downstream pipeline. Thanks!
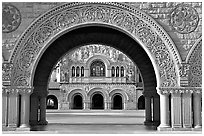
112;66;115;77
121;66;124;77
72;66;75;77
76;66;80;77
139;74;142;82
116;66;119;77
90;60;105;77
112;94;123;110
46;95;58;109
138;95;145;109
72;94;83;109
81;66;84;77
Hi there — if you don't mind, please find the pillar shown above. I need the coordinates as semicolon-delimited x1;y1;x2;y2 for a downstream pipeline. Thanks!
144;96;152;125
8;88;19;127
153;95;160;126
158;93;171;130
193;92;202;129
38;94;48;125
30;93;39;125
2;88;8;127
19;88;33;128
182;92;192;128
171;92;182;129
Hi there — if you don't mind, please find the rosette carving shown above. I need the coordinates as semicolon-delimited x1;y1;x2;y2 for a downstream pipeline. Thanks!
170;4;199;34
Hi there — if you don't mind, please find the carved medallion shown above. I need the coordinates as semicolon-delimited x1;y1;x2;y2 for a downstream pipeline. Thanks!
2;4;21;33
170;4;199;34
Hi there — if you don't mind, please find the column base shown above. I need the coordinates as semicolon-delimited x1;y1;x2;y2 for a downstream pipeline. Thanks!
30;120;38;126
192;126;202;131
152;121;160;126
157;125;171;131
16;127;30;131
7;124;18;128
144;121;153;126
38;120;48;125
20;124;30;128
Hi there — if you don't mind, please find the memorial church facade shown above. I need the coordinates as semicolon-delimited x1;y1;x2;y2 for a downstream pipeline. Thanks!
2;2;202;132
48;44;144;110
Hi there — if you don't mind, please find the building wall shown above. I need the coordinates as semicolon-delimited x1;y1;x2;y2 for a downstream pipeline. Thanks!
2;2;202;62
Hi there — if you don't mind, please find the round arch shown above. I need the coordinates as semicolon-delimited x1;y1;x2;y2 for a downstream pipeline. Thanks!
109;89;129;102
87;88;109;101
9;2;180;90
71;93;83;109
46;95;58;109
67;89;87;102
112;94;123;110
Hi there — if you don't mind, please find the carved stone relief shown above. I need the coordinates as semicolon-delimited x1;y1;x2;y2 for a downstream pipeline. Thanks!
2;4;21;33
170;4;199;34
9;3;180;88
188;40;202;87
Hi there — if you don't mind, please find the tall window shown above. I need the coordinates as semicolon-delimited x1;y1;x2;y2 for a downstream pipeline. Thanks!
72;66;75;77
81;66;84;77
112;66;115;77
116;66;119;77
121;66;124;77
76;66;80;77
90;60;105;77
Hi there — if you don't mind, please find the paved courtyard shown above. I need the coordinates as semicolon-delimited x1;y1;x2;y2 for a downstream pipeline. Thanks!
3;110;202;134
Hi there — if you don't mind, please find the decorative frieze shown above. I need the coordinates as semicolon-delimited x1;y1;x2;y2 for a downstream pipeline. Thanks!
158;87;202;95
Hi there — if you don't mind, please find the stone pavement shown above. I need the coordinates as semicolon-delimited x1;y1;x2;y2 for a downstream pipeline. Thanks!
2;110;202;134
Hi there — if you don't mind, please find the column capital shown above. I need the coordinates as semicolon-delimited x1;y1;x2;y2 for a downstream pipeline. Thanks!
2;62;13;86
18;87;33;95
179;63;190;77
2;86;10;95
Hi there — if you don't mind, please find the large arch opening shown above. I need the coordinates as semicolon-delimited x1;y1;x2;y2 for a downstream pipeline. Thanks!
112;94;123;110
91;93;104;110
72;94;83;109
46;95;58;109
138;95;145;110
31;25;158;125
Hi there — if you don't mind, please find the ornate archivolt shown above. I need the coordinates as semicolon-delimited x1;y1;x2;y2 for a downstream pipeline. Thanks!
8;2;182;88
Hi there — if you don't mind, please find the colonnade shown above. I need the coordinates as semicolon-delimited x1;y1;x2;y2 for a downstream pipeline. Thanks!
2;86;202;131
158;88;202;131
69;100;127;110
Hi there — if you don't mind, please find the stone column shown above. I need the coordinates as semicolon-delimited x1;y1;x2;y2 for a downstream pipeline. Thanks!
153;95;160;126
193;92;202;129
2;87;9;127
8;88;19;127
19;88;33;128
38;93;48;125
157;93;171;130
182;91;192;128
171;92;182;129
30;93;39;126
144;96;152;125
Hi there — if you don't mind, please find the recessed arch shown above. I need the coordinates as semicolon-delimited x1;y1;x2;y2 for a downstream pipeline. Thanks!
46;95;58;109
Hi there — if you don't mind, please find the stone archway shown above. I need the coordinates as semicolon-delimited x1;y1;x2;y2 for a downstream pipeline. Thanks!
112;94;123;110
91;93;104;110
72;94;83;109
3;2;182;130
46;95;58;109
